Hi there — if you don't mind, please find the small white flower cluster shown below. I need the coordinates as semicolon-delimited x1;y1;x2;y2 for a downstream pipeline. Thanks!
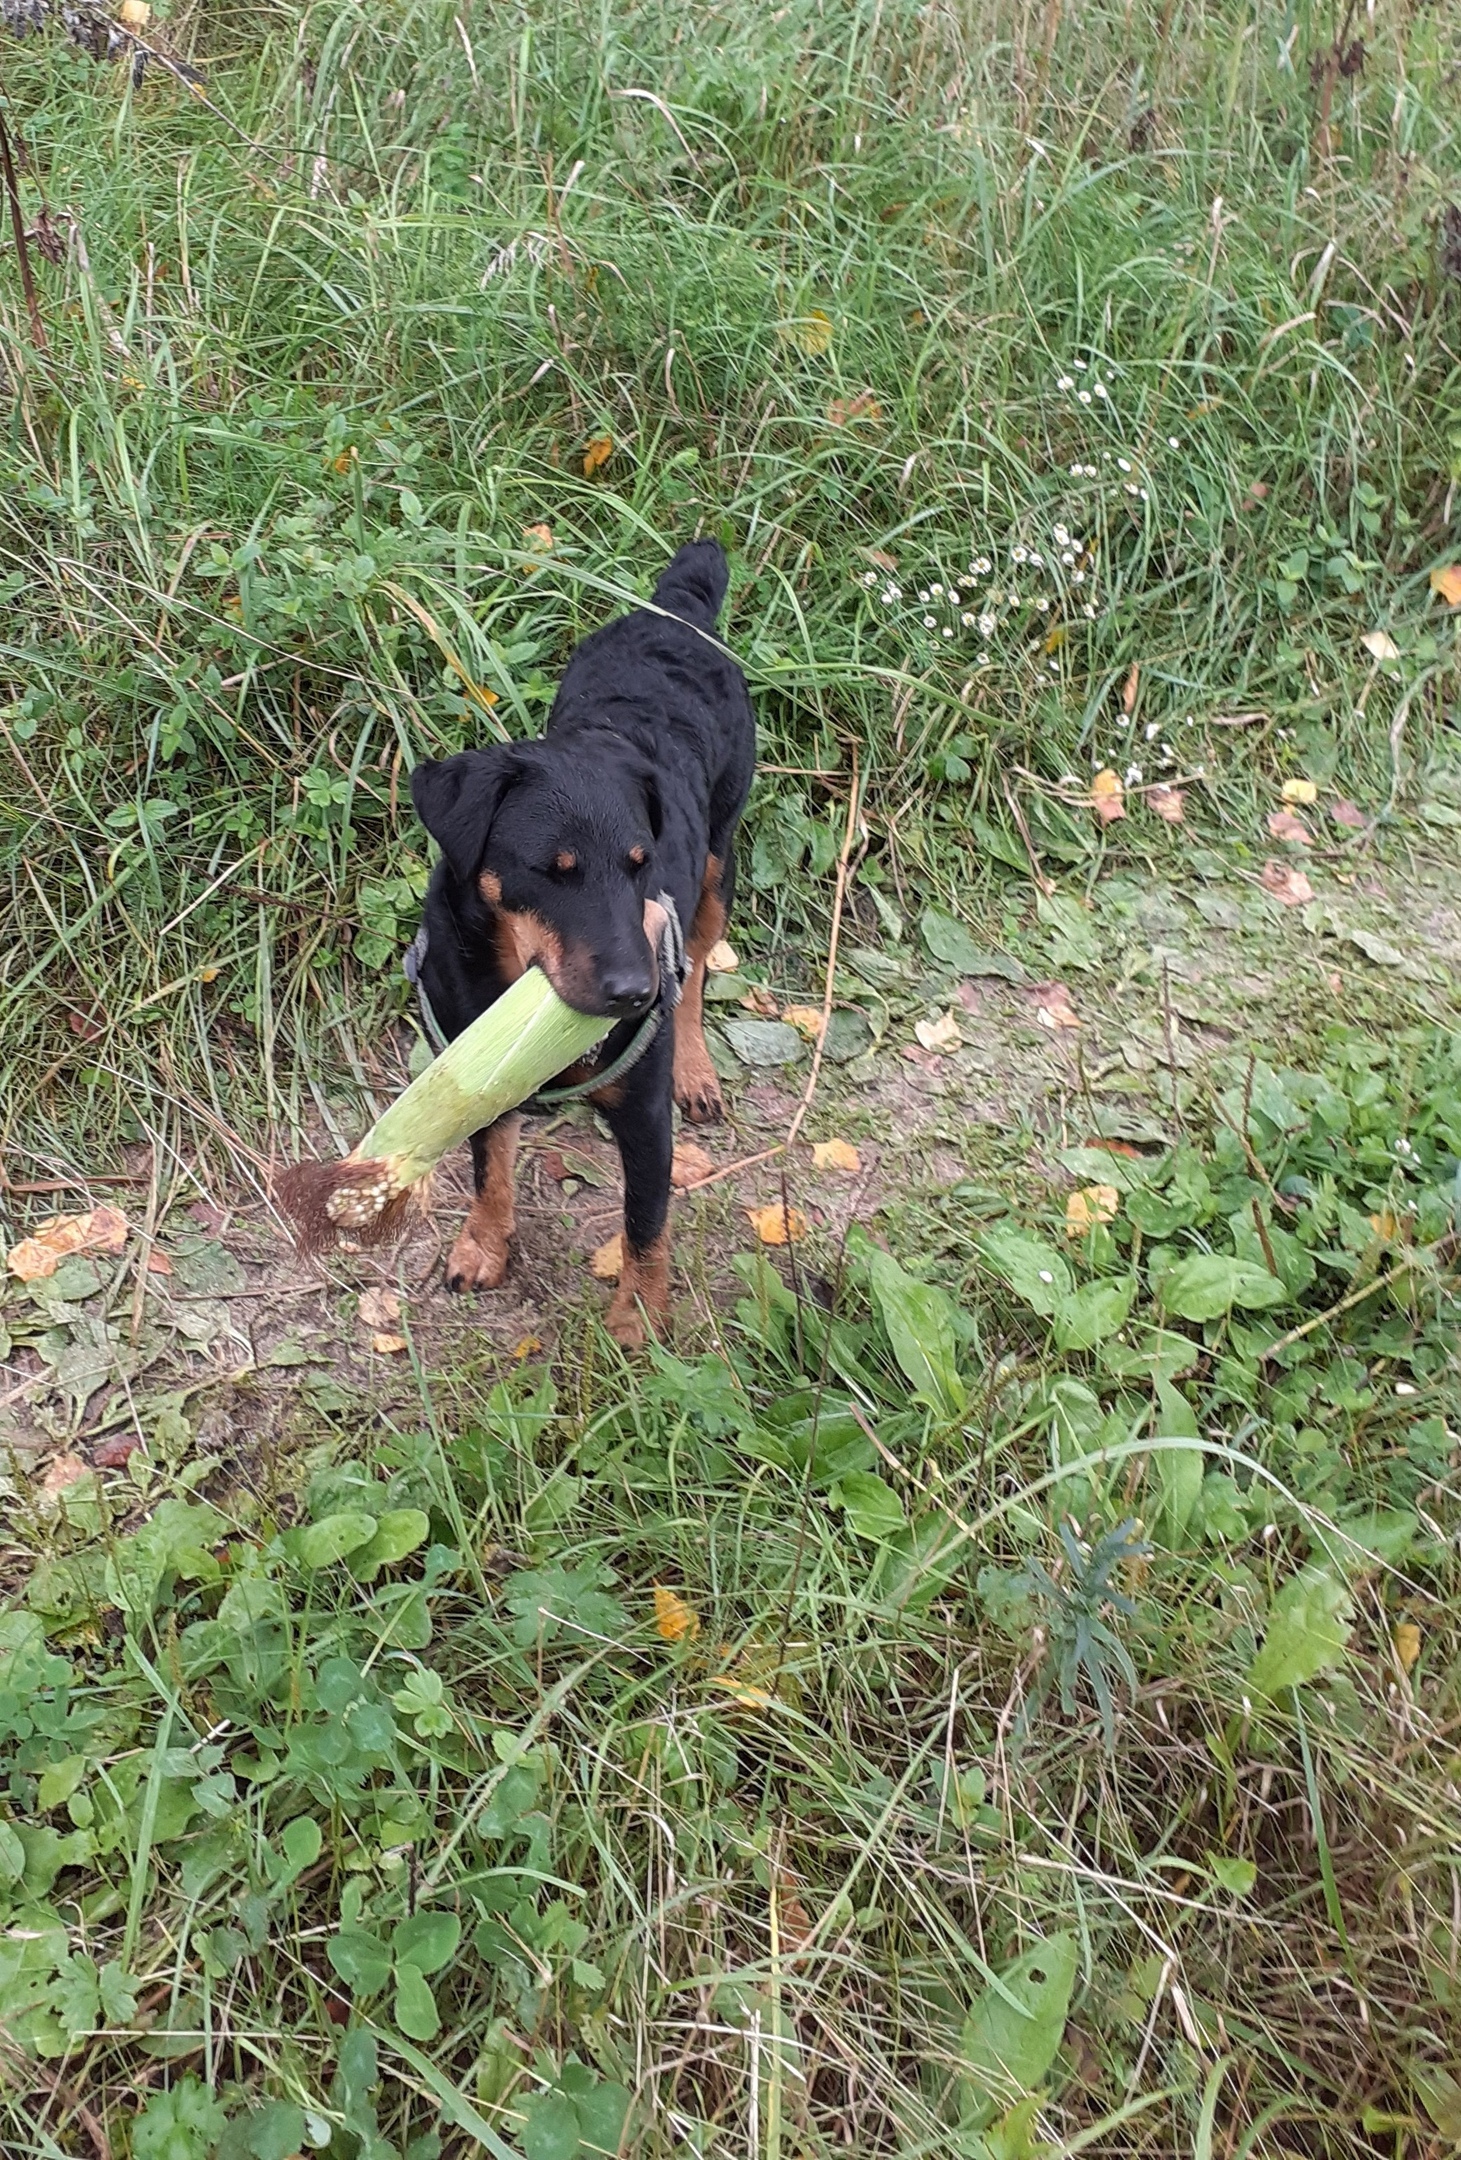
861;525;1102;677
859;567;904;605
1055;357;1113;408
1091;712;1200;779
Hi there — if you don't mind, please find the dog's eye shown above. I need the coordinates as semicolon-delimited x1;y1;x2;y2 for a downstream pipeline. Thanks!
549;850;578;876
627;846;648;871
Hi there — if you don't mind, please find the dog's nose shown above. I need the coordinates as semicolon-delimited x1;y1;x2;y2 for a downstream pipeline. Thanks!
599;968;655;1018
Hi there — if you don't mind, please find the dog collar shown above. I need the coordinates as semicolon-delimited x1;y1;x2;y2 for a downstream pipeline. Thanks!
402;891;687;1110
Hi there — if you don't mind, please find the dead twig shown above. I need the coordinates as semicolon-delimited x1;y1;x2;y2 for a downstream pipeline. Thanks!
786;749;863;1150
0;99;47;351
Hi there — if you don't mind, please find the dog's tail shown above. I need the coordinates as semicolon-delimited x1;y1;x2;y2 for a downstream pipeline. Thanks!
651;539;728;629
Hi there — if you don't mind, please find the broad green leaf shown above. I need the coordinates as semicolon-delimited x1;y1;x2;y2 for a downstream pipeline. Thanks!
920;908;1025;980
1150;1379;1203;1549
866;1246;966;1417
1099;1328;1198;1385
393;1908;461;1975
958;1931;1078;2127
519;2091;581;2160
326;1926;392;1995
393;1960;440;2041
570;2078;632;2156
0;1819;27;1883
822;1006;874;1062
722;1018;804;1066
36;1756;88;1812
1206;1854;1257;1896
280;1814;323;1877
1156;1253;1286;1322
834;1472;905;1542
977;1227;1071;1316
98;1959;138;2024
1246;1566;1353;1698
1051;1278;1133;1351
1035;891;1100;971
348;1507;431;1583
290;1510;379;1570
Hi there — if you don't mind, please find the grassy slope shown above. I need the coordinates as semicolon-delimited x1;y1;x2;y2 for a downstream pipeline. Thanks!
0;1;1459;2155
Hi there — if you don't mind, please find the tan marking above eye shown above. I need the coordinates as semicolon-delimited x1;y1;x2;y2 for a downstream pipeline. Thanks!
628;845;647;866
554;850;578;872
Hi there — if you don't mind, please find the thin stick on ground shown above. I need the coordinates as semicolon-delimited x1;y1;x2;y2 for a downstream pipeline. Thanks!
786;746;863;1150
0;100;47;352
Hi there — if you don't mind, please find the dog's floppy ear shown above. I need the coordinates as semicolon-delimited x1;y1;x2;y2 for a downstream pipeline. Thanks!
410;747;521;882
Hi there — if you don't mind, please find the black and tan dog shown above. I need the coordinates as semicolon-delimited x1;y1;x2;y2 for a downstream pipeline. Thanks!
408;540;755;1346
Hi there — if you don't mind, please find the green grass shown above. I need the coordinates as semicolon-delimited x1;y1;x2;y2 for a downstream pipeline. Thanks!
1;0;1460;2154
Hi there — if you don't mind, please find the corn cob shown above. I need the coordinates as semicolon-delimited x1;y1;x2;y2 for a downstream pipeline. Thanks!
276;968;611;1252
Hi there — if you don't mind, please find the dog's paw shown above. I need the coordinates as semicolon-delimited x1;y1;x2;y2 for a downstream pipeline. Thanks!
444;1227;509;1292
605;1286;668;1350
674;1046;725;1124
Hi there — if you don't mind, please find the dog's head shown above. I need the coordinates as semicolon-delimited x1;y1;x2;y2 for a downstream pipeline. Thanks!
411;740;664;1018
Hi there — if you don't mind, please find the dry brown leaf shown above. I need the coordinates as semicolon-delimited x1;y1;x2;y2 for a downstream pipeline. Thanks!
739;985;780;1017
359;1287;401;1330
1330;798;1367;830
144;1247;173;1276
865;548;897;572
1148;785;1185;825
1066;1184;1120;1237
119;0;150;25
812;1138;861;1173
828;392;883;427
7;1205;129;1281
1028;981;1081;1029
671;1141;715;1189
1260;859;1314;907
775;1871;814;1950
747;1202;807;1247
1091;768;1126;826
1241;481;1270;512
1267;809;1312;845
1361;629;1399;662
781;1005;825;1041
1121;664;1140;715
93;1434;140;1469
653;1585;701;1642
590;1234;623;1281
1086;1136;1143;1159
1281;777;1318;806
705;939;739;974
39;1453;92;1498
914;1012;961;1053
1428;564;1461;607
1394;1621;1421;1674
582;435;613;477
372;1332;409;1355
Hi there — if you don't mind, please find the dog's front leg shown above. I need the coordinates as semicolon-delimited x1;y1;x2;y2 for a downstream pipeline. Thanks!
595;1060;673;1349
445;1114;522;1291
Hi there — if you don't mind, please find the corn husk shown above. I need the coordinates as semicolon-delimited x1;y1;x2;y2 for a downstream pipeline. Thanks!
276;968;610;1252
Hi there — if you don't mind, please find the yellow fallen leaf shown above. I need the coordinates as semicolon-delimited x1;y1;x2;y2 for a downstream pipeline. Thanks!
781;1005;825;1041
653;1586;701;1642
119;0;150;26
812;1138;861;1173
1043;624;1067;655
1091;768;1126;826
710;1676;775;1710
747;1203;807;1247
1267;808;1312;845
199;965;220;983
1121;663;1140;714
512;1335;543;1359
786;308;833;355
522;522;554;572
358;1287;400;1330
1394;1621;1421;1675
372;1332;409;1355
7;1206;129;1281
1066;1185;1119;1236
590;1233;623;1280
582;435;614;477
671;1141;715;1188
1361;629;1399;662
1281;777;1318;806
1259;859;1314;907
1428;564;1461;607
705;939;739;973
827;391;882;426
1369;1208;1402;1242
1148;785;1185;825
914;1011;961;1053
